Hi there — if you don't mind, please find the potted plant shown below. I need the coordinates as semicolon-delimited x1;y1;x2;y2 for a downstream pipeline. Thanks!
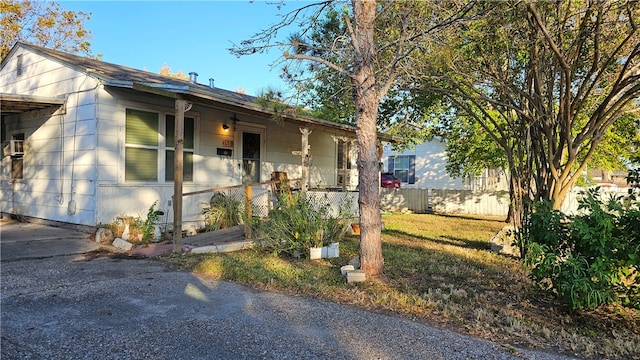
309;229;323;260
320;216;348;258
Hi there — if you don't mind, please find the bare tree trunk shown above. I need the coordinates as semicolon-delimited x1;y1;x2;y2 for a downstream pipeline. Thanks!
352;0;383;276
509;174;526;230
507;162;534;258
505;203;514;224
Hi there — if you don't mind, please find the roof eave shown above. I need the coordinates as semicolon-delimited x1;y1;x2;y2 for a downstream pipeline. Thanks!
118;81;399;143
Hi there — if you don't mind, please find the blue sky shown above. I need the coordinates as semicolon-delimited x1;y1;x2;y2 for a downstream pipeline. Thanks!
60;1;303;96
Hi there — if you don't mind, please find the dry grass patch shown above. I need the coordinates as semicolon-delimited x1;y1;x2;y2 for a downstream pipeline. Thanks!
159;213;639;359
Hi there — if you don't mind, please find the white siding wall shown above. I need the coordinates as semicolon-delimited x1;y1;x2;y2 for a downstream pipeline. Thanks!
308;130;341;187
260;120;342;188
263;121;303;179
198;105;237;185
96;89;119;185
94;99;350;227
382;139;465;190
94;97;242;225
1;48;99;225
96;183;267;230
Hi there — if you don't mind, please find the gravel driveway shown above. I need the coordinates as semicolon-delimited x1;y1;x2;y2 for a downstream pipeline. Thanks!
1;253;578;360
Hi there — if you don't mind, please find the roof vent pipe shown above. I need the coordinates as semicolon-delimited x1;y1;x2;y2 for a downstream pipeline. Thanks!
209;78;215;88
189;72;198;83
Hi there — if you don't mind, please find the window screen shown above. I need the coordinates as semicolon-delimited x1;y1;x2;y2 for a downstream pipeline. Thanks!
126;109;158;146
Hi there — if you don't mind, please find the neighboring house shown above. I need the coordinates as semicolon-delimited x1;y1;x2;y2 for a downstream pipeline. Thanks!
465;167;509;192
586;168;630;188
382;139;465;190
382;138;508;191
1;42;392;228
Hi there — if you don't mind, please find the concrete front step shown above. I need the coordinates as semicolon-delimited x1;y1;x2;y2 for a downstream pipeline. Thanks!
190;240;254;254
130;225;250;257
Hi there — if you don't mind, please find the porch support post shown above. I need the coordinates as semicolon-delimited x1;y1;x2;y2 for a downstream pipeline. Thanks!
377;140;383;170
343;141;350;191
244;185;252;240
173;99;189;252
300;127;311;191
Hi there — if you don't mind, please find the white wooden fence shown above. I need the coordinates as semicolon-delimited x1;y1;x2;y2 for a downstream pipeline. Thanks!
185;186;628;230
380;187;630;217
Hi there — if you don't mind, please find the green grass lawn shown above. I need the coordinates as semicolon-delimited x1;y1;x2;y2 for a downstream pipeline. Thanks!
159;213;639;359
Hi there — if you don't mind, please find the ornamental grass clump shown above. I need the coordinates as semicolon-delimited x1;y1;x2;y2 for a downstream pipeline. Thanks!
252;192;349;258
201;192;243;231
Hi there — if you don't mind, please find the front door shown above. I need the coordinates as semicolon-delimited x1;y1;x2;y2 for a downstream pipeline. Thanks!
237;125;265;184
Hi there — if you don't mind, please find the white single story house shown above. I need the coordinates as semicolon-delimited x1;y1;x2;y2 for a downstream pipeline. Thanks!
1;42;393;229
382;139;508;191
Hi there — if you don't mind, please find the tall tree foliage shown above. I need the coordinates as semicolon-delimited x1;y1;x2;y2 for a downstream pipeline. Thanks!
159;63;189;81
580;113;639;182
231;0;473;276
442;112;507;182
290;7;357;124
292;5;456;147
417;0;639;229
0;0;91;59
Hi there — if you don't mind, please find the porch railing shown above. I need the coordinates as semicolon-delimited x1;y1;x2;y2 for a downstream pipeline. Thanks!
179;179;360;239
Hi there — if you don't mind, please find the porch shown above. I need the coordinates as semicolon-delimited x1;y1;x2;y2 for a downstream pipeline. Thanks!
129;178;359;257
178;177;360;233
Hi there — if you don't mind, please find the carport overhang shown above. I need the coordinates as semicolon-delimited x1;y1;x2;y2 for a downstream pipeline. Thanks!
0;94;66;113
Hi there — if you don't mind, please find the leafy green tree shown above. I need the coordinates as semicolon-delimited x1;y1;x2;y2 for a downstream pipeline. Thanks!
290;4;455;147
441;105;637;221
265;1;638;235
413;0;639;230
231;0;473;276
580;114;639;183
0;0;92;59
441;112;507;184
288;7;356;125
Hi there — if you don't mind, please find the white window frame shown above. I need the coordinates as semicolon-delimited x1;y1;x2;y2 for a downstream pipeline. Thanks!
388;154;415;184
122;105;198;183
10;133;25;181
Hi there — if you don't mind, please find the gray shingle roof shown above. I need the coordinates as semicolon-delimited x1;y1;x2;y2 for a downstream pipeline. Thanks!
4;42;399;142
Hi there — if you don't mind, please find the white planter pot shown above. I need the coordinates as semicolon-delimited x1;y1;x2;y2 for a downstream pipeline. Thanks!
309;247;322;260
328;242;339;258
321;246;329;258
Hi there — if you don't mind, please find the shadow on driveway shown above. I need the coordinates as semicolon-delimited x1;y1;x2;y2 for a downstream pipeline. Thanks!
0;219;99;261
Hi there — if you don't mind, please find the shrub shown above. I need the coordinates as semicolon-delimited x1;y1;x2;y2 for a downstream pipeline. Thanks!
251;192;349;258
102;201;165;244
522;188;640;311
201;192;243;231
133;201;165;243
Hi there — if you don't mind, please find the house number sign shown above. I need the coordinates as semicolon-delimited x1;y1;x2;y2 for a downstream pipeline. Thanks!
222;140;233;148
